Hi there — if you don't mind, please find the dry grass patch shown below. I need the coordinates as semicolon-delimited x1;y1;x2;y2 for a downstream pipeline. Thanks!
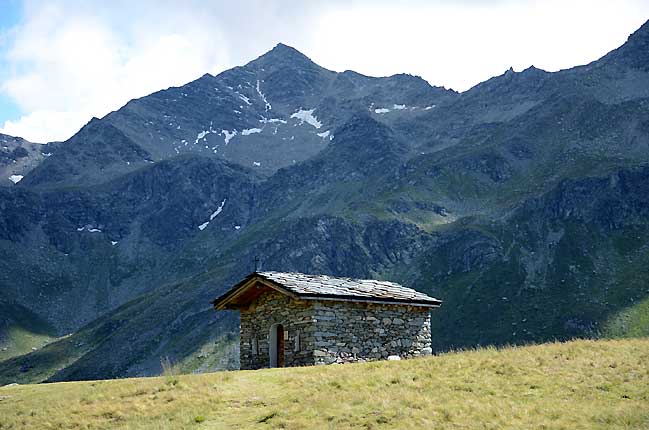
0;338;648;429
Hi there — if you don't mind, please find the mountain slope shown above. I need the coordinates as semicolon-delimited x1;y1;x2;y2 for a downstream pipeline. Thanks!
27;43;455;187
0;133;58;187
1;155;258;334
2;21;649;383
21;120;152;188
3;163;648;384
418;166;649;350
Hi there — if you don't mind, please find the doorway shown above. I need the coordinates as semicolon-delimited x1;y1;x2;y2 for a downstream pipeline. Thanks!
269;323;285;368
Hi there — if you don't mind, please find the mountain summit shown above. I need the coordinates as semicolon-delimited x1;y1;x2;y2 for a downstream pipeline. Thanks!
248;43;320;69
603;19;649;69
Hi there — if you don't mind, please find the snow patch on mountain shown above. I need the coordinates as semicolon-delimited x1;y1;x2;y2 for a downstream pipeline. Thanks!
211;199;227;220
290;108;322;129
256;80;272;111
77;225;102;233
8;175;23;184
259;117;286;124
194;122;219;144
220;130;237;144
198;198;227;231
317;130;331;139
375;104;424;114
194;130;210;144
241;128;262;136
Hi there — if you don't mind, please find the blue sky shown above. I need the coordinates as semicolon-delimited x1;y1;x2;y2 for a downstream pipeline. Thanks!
0;0;22;123
1;1;648;143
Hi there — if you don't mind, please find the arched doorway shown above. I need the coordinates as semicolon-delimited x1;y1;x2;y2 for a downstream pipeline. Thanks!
269;323;285;368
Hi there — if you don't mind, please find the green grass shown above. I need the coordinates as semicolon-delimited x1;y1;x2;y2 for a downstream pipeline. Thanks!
1;338;647;429
0;301;58;362
603;297;649;339
0;327;57;362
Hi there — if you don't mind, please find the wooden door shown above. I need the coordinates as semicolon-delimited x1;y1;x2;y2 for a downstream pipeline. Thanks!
277;324;285;367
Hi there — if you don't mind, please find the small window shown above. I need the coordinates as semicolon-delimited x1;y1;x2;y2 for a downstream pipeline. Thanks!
252;338;258;356
294;330;300;352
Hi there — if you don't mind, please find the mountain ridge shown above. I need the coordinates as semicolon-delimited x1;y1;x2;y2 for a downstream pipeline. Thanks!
2;20;649;382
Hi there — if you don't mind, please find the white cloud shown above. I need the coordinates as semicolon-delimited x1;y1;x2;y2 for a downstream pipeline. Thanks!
308;0;649;92
0;110;83;143
0;0;234;142
1;0;649;142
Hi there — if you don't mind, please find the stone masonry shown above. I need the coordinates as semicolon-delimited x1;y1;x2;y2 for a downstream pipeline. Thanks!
311;300;432;365
240;289;316;369
239;289;432;369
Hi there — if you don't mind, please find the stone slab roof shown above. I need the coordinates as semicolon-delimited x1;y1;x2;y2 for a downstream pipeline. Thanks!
213;271;442;309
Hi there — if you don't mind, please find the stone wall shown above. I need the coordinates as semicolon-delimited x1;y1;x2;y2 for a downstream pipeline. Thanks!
239;288;433;369
311;300;432;365
239;288;316;369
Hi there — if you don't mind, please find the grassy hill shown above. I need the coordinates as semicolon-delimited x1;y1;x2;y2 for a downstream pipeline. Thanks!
1;338;647;429
0;301;58;362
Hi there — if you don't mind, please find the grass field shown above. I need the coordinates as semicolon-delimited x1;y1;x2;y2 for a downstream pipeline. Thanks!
0;338;648;429
0;327;57;363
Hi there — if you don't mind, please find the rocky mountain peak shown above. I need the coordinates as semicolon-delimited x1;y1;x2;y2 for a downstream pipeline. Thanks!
627;19;649;44
236;43;333;106
270;42;306;56
246;43;323;72
600;18;649;70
